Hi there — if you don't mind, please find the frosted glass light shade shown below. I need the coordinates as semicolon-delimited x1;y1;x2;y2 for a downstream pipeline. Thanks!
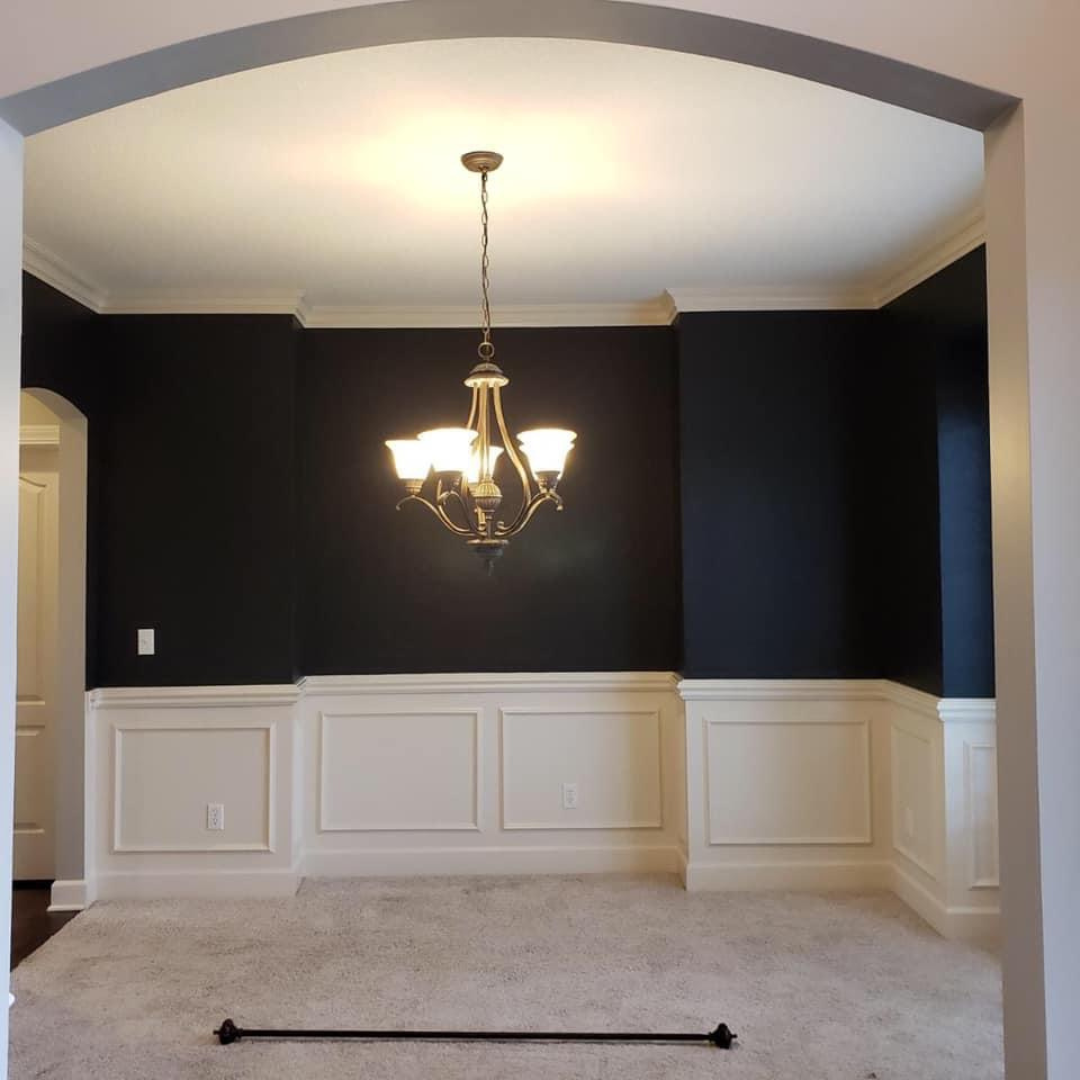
385;439;431;482
467;446;503;484
418;427;478;474
517;428;577;478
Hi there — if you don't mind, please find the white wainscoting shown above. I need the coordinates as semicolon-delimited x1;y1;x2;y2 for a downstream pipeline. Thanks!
880;685;998;938
301;673;680;877
83;674;998;938
86;685;302;899
678;681;891;892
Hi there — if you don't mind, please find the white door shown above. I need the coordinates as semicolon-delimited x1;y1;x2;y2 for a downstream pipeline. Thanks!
14;443;59;880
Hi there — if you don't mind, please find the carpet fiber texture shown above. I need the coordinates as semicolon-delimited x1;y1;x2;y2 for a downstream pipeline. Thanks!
10;875;1003;1079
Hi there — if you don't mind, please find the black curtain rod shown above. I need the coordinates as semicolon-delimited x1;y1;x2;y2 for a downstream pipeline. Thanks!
215;1017;737;1049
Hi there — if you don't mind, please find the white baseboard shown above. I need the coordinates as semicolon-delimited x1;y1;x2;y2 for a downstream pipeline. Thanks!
890;863;999;940
92;868;301;900
684;859;891;892
304;844;680;878
47;879;88;912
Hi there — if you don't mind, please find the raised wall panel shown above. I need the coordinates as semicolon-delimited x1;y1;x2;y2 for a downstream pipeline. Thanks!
501;709;662;830
965;741;999;888
890;723;936;877
113;721;274;852
703;707;872;845
319;710;480;832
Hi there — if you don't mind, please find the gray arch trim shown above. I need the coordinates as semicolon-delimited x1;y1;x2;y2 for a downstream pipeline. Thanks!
0;0;1016;135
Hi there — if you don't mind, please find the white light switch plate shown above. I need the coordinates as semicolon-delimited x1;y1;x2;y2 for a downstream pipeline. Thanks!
137;628;155;656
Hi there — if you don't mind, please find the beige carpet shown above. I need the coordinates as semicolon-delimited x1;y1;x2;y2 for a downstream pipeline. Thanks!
10;875;1002;1079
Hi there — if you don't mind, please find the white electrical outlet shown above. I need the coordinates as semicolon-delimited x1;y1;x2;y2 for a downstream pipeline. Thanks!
562;782;579;810
903;805;915;839
207;803;225;831
137;628;155;656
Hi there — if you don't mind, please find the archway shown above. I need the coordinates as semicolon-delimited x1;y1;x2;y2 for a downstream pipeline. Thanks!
0;4;1055;1077
16;388;88;911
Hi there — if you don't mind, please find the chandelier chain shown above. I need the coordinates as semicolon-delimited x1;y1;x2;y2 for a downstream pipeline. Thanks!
479;169;493;359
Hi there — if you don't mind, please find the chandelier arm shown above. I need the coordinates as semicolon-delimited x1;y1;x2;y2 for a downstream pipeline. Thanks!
491;384;533;532
398;493;477;538
442;487;483;538
465;386;479;431
496;491;560;539
435;475;477;533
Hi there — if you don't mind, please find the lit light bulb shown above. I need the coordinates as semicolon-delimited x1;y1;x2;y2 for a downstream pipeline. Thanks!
467;446;503;484
517;429;576;480
385;439;431;482
418;428;478;474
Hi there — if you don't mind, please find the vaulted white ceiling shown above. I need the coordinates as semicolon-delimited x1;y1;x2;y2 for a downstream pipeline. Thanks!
23;37;984;323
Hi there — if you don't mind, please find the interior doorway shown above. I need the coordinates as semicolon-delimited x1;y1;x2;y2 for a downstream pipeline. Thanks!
14;390;87;909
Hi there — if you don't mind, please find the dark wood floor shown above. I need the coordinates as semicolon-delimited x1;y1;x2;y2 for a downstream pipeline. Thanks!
10;884;76;970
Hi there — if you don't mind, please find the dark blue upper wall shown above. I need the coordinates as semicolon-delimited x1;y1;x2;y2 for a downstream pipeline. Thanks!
884;246;994;697
677;310;883;679
676;247;992;694
91;315;299;687
297;326;681;674
22;251;991;693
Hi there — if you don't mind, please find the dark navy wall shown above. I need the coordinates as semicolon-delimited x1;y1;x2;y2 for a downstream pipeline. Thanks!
884;247;994;697
297;327;681;674
677;310;882;678
21;254;992;693
91;315;299;687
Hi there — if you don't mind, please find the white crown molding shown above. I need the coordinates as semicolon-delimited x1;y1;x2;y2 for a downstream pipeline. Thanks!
88;684;301;709
24;217;987;324
104;291;304;316
295;299;676;328
873;215;986;308
22;237;107;313
301;671;679;695
666;287;877;313
19;423;60;447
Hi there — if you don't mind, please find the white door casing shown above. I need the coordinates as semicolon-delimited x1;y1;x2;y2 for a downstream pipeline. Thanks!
15;440;58;879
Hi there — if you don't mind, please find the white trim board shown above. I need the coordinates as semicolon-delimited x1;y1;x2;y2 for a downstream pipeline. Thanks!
23;219;985;325
47;878;88;913
301;671;678;695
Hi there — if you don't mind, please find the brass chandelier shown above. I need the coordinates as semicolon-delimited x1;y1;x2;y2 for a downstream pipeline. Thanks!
386;151;576;571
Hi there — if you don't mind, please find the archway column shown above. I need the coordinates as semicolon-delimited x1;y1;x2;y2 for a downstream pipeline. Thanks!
0;116;23;1062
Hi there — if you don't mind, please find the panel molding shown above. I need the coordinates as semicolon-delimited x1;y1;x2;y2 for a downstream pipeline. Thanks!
964;740;1000;888
111;715;276;853
703;714;873;845
889;722;938;878
500;707;663;831
317;708;481;832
